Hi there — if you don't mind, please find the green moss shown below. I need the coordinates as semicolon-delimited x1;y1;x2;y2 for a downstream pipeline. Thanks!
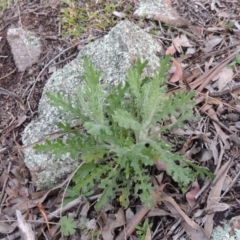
0;0;13;23
59;0;134;37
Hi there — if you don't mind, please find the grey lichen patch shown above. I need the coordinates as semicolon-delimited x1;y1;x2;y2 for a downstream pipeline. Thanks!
134;0;188;27
211;217;240;240
180;217;240;240
134;0;170;18
22;20;163;189
77;20;162;86
7;28;42;72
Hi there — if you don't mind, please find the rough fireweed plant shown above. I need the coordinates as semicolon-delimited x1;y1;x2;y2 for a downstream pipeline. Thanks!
35;56;212;210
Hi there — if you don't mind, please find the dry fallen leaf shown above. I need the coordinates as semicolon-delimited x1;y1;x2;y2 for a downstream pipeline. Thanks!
197;149;213;162
16;114;27;127
161;192;199;229
101;208;125;240
205;202;230;215
166;45;177;55
204;159;232;238
16;210;35;240
173;34;193;53
0;222;16;234
125;208;134;224
181;221;209;240
112;11;126;19
203;36;222;53
147;208;173;218
185;180;200;207
144;227;151;240
215;67;234;90
169;58;183;83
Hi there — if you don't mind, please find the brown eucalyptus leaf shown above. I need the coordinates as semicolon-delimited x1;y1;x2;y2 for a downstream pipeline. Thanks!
205;202;230;214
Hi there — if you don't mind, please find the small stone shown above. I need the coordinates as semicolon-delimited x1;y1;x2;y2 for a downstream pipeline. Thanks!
7;28;42;72
134;0;189;27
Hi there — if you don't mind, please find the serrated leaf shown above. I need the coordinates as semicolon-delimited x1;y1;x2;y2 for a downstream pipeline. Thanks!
83;121;112;137
57;122;72;132
141;81;163;130
59;216;77;236
113;109;141;131
72;163;95;183
81;149;106;162
95;179;118;211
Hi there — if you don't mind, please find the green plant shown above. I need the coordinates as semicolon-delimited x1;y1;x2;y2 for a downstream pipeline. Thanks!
222;21;235;30
136;218;152;240
59;0;131;37
228;53;240;68
0;0;13;23
80;218;101;240
59;216;77;236
35;56;211;210
0;0;12;11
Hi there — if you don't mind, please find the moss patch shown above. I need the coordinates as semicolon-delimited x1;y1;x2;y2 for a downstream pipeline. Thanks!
60;0;134;37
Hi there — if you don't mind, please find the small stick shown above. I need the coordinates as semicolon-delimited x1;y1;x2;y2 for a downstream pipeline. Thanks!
115;206;149;240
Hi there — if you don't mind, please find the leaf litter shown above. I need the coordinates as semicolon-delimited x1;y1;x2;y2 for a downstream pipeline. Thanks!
1;0;240;239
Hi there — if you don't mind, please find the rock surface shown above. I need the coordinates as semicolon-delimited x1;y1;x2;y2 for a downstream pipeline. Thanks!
7;28;42;72
22;20;163;189
134;0;189;27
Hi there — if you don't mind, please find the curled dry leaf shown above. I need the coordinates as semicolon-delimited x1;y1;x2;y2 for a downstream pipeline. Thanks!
165;45;176;55
169;58;183;83
173;34;193;53
185;180;200;207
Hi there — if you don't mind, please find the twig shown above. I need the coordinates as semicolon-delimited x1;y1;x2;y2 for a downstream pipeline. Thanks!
115;206;149;240
0;162;11;206
0;194;101;240
210;118;234;135
197;48;240;92
189;47;240;91
209;82;240;97
16;210;35;240
221;171;240;198
38;204;52;236
1;198;82;240
0;68;16;80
